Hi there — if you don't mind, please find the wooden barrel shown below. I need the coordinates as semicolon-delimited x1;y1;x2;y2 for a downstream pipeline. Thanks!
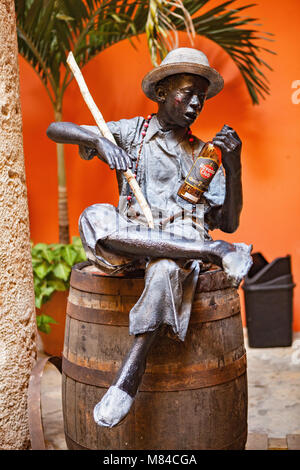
62;261;247;450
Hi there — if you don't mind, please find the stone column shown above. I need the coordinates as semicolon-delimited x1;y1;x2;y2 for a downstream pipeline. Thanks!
0;1;37;449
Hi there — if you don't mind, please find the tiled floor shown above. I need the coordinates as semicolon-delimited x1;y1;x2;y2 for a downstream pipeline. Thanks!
245;330;300;440
38;330;300;450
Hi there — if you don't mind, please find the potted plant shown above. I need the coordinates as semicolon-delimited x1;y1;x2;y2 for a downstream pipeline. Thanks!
32;236;86;356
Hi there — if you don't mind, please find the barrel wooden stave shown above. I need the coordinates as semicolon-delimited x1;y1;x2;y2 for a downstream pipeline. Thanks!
62;264;247;450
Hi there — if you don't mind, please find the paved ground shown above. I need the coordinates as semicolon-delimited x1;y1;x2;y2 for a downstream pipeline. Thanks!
245;330;300;440
37;330;300;451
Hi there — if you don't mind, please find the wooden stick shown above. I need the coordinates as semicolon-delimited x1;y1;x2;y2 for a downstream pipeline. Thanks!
66;51;154;229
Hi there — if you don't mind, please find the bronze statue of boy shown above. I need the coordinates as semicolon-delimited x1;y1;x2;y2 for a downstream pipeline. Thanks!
47;48;252;428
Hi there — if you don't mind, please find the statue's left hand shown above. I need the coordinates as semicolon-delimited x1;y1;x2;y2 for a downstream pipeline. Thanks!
212;125;242;175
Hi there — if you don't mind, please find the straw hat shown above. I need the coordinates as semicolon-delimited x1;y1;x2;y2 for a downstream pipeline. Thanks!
142;47;224;102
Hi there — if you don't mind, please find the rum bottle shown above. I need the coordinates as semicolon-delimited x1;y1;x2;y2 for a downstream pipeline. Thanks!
178;142;221;204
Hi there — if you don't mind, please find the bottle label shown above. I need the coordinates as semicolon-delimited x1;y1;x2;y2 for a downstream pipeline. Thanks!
182;192;198;203
185;157;219;191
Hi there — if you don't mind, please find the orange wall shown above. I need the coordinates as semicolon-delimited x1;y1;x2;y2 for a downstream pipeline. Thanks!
19;1;300;330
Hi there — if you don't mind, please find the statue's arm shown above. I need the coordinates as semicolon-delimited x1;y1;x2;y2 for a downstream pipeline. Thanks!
46;121;134;171
206;125;243;233
47;122;98;146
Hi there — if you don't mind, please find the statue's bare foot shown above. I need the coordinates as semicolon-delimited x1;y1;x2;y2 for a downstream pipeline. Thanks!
93;385;134;428
222;243;253;287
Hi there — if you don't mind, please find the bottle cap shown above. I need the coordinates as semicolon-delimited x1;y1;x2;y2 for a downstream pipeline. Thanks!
207;141;222;164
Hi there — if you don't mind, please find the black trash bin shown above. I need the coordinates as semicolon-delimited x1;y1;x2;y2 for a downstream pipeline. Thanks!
242;253;295;348
245;252;292;285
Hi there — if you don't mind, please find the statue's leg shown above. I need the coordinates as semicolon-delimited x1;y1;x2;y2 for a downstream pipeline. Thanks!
101;226;252;287
93;257;197;428
93;329;159;428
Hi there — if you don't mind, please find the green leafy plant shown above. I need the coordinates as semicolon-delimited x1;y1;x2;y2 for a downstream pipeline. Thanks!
15;0;274;243
36;314;58;335
32;236;86;333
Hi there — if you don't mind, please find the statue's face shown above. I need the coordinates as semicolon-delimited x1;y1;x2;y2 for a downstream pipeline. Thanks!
156;74;209;129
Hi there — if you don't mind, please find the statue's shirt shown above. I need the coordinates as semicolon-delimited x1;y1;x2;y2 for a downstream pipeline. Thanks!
80;115;226;239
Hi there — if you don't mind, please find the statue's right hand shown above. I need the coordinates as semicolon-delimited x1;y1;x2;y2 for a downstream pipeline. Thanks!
94;137;136;171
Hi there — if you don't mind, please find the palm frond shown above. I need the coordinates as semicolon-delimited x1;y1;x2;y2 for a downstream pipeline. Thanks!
15;0;72;104
145;0;195;65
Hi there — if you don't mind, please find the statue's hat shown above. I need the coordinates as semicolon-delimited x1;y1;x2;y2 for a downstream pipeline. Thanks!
142;47;224;102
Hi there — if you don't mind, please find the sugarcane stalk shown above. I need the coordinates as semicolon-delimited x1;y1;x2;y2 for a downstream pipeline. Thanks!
66;52;154;229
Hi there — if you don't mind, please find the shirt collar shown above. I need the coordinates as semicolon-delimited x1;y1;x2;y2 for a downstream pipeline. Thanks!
144;114;188;144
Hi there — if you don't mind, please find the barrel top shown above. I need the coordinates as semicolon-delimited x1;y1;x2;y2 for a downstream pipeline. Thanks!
70;261;233;294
